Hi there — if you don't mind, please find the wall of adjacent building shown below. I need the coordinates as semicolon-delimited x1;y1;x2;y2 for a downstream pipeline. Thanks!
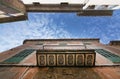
0;0;26;13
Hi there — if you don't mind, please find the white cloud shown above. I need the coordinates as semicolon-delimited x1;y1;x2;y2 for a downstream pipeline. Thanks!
0;13;71;53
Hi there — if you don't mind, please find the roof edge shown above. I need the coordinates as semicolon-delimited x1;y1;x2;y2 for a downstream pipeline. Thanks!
23;38;100;44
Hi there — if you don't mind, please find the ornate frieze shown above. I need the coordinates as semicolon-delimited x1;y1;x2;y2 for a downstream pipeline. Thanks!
37;50;96;67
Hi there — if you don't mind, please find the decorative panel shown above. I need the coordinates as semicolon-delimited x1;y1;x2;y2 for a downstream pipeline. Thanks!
76;54;84;66
38;54;46;66
66;54;75;66
47;54;56;66
37;50;96;67
57;54;65;66
85;54;94;66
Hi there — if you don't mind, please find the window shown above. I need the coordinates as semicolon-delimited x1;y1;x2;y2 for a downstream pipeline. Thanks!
95;49;120;63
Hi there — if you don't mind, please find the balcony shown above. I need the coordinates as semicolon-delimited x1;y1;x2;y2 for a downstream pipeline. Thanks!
36;48;96;67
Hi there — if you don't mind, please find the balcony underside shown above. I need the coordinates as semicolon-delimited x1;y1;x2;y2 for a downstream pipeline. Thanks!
0;15;27;23
26;4;113;16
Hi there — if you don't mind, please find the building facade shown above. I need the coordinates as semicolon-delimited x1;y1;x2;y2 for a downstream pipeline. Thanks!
0;38;120;79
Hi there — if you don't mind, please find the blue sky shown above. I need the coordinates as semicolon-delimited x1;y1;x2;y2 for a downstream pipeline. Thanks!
0;10;120;52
